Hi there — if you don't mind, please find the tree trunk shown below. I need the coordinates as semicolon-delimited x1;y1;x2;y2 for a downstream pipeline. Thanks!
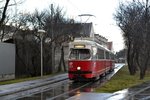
140;69;145;80
127;42;134;75
61;46;66;72
0;0;10;25
58;46;66;72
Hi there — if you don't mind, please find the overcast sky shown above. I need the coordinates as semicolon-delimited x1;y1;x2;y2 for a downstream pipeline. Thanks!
19;0;126;52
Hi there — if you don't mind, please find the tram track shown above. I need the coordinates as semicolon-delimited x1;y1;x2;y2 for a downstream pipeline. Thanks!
49;82;92;100
20;71;116;100
16;80;71;100
53;70;120;100
124;82;150;100
0;74;68;97
0;74;69;100
17;80;92;100
0;64;123;100
0;78;91;100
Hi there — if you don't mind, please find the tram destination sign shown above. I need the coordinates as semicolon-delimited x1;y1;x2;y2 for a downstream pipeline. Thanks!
74;44;85;48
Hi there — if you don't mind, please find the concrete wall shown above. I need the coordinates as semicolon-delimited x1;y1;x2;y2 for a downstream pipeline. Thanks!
0;43;15;81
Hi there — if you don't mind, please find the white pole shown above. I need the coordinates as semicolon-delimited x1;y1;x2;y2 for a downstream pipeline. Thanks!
41;36;43;77
38;29;46;77
51;4;54;73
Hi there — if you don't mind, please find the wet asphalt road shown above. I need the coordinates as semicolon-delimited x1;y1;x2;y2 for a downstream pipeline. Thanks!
15;64;123;100
2;63;150;100
0;64;124;100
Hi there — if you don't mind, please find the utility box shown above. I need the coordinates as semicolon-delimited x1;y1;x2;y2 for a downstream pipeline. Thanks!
0;43;15;81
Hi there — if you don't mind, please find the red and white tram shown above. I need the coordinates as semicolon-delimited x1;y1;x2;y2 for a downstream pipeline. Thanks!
68;38;115;81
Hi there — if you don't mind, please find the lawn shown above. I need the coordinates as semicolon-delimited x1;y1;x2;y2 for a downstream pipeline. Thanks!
95;65;150;93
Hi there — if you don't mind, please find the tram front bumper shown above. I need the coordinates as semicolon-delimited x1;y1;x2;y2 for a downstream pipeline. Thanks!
68;71;93;79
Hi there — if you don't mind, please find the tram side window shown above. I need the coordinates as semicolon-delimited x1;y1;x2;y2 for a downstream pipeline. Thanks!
98;49;104;59
110;53;115;60
106;51;110;59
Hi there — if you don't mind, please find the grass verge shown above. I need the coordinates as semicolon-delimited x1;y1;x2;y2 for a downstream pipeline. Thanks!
95;66;150;93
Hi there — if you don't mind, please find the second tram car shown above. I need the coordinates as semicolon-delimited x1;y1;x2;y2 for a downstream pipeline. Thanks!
68;38;115;81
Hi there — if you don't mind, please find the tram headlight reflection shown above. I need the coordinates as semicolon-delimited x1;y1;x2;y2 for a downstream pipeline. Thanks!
77;66;81;70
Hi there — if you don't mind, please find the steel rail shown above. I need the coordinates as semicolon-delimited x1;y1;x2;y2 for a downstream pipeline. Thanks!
49;82;92;100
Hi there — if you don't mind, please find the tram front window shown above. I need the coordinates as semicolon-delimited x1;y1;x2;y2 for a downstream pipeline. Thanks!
69;49;91;60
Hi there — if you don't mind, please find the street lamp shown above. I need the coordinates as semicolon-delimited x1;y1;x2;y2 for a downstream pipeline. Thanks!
38;29;46;77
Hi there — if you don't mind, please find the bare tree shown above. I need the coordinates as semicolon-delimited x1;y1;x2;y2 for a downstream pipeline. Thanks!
0;0;25;41
13;10;48;76
13;4;82;77
14;5;72;76
44;4;82;73
0;0;10;25
115;0;150;79
0;0;10;42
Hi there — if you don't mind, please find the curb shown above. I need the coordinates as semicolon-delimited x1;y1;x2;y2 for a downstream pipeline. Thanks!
0;74;68;96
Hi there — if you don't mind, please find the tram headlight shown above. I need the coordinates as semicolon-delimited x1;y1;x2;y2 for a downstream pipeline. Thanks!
77;66;81;70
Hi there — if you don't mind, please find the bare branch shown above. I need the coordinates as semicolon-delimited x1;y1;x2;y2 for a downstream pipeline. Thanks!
0;0;25;9
0;0;10;25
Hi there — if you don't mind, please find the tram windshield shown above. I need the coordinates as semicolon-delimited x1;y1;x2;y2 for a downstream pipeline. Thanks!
69;49;91;60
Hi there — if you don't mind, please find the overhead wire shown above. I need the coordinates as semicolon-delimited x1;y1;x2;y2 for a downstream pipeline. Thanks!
66;0;82;13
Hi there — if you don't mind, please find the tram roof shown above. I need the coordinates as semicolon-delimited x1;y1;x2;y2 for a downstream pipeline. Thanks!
69;38;111;52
